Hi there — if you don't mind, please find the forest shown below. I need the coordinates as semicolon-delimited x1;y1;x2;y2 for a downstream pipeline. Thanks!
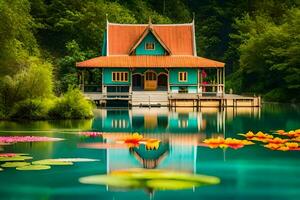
0;0;299;119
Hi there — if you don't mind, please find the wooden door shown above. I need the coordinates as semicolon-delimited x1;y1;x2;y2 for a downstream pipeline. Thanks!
144;71;157;91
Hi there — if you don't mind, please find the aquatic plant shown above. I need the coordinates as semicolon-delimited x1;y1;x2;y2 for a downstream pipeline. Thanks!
264;142;300;151
203;137;253;149
266;137;289;144
239;131;273;141
79;168;220;191
0;154;99;171
32;159;73;166
115;133;161;150
32;158;99;165
0;136;63;143
79;132;102;137
16;165;51;171
0;155;32;162
274;129;300;138
145;139;160;150
1;162;30;168
118;133;143;147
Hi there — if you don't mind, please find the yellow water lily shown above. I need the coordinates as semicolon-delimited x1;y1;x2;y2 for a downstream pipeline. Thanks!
145;139;160;150
267;137;288;144
284;142;299;149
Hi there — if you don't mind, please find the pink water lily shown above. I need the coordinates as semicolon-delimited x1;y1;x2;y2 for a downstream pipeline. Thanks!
0;136;63;143
79;132;102;137
0;153;17;157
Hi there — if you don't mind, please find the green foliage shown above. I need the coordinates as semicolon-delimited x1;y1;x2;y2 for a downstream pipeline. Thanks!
10;98;53;120
0;57;54;115
229;8;300;102
48;88;94;119
0;0;39;76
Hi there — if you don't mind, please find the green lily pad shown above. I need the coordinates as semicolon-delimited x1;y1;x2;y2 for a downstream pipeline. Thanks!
0;156;32;162
146;179;199;190
80;175;141;188
32;159;73;166
79;169;220;191
16;165;51;171
1;162;30;168
49;158;99;162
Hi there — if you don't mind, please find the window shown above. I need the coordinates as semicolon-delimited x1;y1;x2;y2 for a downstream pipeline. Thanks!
178;72;187;82
112;72;128;82
145;42;155;50
145;71;156;80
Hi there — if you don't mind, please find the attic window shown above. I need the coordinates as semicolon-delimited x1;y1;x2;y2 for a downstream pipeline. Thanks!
145;42;155;50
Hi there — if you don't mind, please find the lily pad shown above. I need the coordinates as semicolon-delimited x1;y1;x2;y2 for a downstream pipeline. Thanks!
16;165;51;171
146;179;199;190
1;162;30;168
0;136;64;143
51;158;99;162
32;159;73;166
0;156;32;162
79;169;220;191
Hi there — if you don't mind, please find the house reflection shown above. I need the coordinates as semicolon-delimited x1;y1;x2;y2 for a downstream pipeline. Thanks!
90;107;260;173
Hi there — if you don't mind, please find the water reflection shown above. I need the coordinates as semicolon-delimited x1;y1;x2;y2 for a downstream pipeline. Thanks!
87;107;262;174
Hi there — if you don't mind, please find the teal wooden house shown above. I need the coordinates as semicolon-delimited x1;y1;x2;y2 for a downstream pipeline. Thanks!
76;19;227;107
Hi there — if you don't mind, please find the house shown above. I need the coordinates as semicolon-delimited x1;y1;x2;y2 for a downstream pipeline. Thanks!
76;19;260;107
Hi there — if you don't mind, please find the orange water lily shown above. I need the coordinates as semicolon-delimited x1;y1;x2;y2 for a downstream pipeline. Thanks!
122;133;143;147
238;131;255;139
240;131;273;142
203;137;253;149
264;142;300;151
275;130;300;138
203;137;225;148
276;130;286;134
266;137;289;144
291;137;300;142
284;142;299;149
264;143;282;150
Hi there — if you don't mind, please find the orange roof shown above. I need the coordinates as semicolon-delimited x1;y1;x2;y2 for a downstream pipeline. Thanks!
76;56;225;68
108;23;195;55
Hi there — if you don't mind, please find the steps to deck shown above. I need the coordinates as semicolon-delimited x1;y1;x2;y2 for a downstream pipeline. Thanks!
131;91;169;107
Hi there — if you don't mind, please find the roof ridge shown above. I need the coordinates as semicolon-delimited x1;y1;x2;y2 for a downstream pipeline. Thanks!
108;22;193;26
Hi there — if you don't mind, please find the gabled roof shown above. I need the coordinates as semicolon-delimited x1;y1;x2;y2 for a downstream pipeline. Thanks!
128;24;172;55
76;55;225;68
107;22;195;56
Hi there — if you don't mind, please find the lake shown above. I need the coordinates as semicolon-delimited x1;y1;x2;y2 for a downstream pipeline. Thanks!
0;104;299;200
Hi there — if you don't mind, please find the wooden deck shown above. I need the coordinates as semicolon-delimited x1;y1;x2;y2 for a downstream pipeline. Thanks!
84;92;261;107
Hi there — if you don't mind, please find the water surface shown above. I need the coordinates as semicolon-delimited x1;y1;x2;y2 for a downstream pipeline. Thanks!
0;104;299;200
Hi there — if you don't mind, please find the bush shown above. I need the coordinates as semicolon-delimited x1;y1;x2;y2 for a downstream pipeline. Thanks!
10;98;54;120
48;88;94;119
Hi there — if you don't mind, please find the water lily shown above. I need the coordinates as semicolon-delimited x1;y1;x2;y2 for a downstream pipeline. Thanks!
284;142;299;149
274;130;300;138
203;137;253;149
0;136;63;143
238;131;255;139
79;132;102;137
264;143;282;150
240;131;273;142
145;139;160;150
264;142;300;151
266;137;288;144
79;168;220;191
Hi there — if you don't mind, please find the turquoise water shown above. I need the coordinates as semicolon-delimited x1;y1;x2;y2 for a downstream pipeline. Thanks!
0;104;299;200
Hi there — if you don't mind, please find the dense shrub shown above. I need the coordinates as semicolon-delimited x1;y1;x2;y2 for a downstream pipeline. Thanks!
48;88;94;119
10;99;53;120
